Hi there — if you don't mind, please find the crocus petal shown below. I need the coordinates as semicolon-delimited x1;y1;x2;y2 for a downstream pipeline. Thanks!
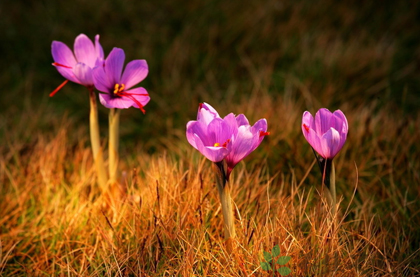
252;118;268;132
320;127;341;159
94;34;104;61
198;107;219;126
95;57;105;68
51;41;79;83
120;60;148;89
123;87;150;109
252;118;268;144
201;102;219;115
99;93;136;109
315;108;334;135
186;121;199;149
73;63;93;86
92;65;113;93
105;48;125;85
226;125;255;169
53;65;79;84
207;118;233;146
197;103;220;123
74;34;96;67
302;112;315;146
235;114;250;127
224;113;239;137
186;121;211;148
333;110;348;134
194;134;230;162
302;125;324;157
52;41;77;66
332;110;348;153
302;111;315;131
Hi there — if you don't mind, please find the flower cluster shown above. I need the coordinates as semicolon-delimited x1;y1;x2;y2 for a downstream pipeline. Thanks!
50;34;350;246
186;103;269;178
185;104;349;181
51;34;150;111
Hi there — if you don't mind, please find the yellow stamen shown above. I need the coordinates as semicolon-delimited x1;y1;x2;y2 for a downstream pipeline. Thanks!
214;143;220;147
113;83;125;94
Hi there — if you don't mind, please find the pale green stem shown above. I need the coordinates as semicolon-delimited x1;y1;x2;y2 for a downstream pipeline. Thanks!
322;159;338;273
109;108;120;184
213;162;236;243
330;160;338;272
330;160;337;217
89;88;107;189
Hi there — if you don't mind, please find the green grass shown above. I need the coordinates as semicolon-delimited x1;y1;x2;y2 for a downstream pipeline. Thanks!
1;0;420;275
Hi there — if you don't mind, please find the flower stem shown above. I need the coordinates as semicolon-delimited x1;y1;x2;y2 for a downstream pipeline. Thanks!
328;160;338;272
317;155;336;215
89;88;107;189
314;153;338;272
330;160;337;216
109;108;120;184
213;161;236;252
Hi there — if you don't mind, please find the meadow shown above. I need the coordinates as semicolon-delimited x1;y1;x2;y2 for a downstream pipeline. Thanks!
1;0;420;276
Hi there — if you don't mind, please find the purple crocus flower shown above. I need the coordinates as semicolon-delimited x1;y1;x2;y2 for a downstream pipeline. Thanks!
92;48;150;113
51;34;104;96
224;115;268;177
186;103;269;179
302;108;348;160
186;103;233;163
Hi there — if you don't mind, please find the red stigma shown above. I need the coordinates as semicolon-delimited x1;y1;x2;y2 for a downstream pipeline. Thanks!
115;91;149;114
259;131;270;137
303;124;310;132
222;139;231;148
52;62;72;69
49;79;69;97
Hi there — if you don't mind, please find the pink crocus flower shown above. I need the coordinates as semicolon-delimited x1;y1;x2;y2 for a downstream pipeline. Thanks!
186;103;269;179
302;108;348;160
224;114;268;177
51;34;104;96
186;103;234;163
92;48;150;113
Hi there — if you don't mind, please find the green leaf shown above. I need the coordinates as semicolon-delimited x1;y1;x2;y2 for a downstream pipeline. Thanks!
263;251;272;262
277;256;291;265
272;245;280;257
277;267;292;276
260;262;271;271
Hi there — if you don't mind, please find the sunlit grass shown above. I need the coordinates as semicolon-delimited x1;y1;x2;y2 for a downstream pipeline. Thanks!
1;87;419;276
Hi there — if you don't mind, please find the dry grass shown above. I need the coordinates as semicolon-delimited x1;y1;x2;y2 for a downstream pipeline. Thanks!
1;88;419;276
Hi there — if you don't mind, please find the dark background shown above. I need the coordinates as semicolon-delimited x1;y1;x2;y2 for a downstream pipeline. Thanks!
1;0;419;148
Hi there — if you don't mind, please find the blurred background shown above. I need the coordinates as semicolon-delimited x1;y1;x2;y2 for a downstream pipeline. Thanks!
1;0;419;153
